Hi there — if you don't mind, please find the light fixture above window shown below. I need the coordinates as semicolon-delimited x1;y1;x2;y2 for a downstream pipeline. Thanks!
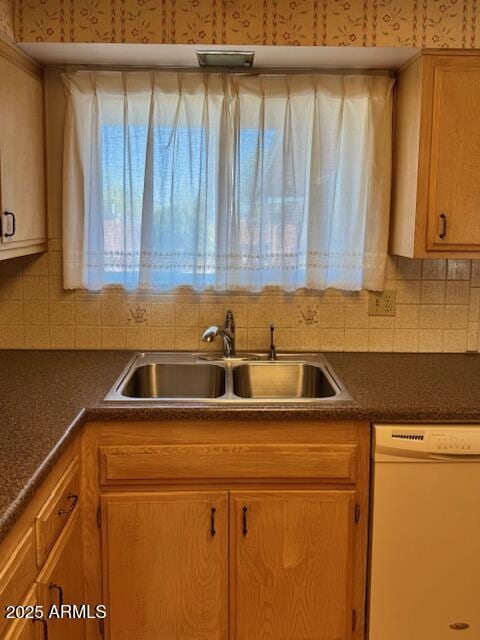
196;50;254;68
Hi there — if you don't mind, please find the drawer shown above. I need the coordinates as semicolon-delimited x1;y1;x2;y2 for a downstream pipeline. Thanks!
0;528;37;638
3;586;37;640
99;444;357;484
35;457;80;567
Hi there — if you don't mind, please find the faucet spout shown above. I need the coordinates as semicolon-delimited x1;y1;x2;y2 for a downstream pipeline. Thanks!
200;310;236;357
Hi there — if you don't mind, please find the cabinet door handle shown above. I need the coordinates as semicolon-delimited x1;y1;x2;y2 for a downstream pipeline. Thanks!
33;618;49;640
242;506;248;536
49;583;63;608
438;212;447;239
210;507;216;537
3;211;15;238
58;492;78;517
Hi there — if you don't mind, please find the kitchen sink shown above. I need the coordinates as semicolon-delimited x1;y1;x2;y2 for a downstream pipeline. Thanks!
104;352;352;404
232;363;336;399
121;363;225;398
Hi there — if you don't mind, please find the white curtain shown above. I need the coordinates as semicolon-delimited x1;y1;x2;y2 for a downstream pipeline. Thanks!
62;70;394;292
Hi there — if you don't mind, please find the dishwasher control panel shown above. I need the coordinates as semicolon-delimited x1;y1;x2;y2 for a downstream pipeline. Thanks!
373;424;480;459
429;432;478;453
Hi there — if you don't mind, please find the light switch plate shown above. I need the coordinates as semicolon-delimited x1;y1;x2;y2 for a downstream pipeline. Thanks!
368;290;396;316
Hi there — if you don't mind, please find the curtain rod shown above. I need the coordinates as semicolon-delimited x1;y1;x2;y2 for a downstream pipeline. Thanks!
49;64;394;77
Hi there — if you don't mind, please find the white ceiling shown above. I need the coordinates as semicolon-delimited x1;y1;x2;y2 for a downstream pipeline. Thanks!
19;43;419;70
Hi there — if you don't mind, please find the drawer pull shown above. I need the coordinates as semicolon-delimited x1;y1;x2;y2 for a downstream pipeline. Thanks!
242;506;248;536
58;492;78;517
438;212;447;239
33;618;49;640
49;583;63;608
210;507;216;537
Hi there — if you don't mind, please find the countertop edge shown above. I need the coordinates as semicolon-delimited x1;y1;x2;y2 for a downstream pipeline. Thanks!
84;405;480;422
0;408;85;543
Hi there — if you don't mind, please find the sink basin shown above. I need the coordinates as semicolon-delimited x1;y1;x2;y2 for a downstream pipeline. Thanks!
105;352;352;404
233;363;336;399
120;363;225;399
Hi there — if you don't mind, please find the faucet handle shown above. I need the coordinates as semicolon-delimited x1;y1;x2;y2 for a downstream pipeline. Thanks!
269;321;277;360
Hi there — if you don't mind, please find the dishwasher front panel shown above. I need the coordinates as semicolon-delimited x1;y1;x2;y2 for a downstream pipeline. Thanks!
368;461;480;639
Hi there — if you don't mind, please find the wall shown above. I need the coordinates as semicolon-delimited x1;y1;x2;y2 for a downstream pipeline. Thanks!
0;70;479;354
13;0;480;48
0;0;14;39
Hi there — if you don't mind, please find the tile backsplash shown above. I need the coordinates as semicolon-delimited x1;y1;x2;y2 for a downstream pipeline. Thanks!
1;249;479;353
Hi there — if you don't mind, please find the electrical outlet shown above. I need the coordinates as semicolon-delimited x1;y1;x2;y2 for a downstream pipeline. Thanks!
368;290;396;317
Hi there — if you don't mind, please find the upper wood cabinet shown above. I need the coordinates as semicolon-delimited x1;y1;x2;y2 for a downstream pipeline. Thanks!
391;51;480;258
0;38;46;260
230;490;356;640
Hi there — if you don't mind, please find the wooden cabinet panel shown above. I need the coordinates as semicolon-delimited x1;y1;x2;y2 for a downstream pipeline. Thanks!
0;41;46;259
35;457;80;568
36;512;85;640
391;51;480;258
102;491;228;640
100;444;357;484
230;490;356;640
4;586;41;640
93;421;369;640
0;528;37;638
428;61;480;249
4;616;40;640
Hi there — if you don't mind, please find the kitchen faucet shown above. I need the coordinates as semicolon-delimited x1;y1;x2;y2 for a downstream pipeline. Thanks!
201;309;236;357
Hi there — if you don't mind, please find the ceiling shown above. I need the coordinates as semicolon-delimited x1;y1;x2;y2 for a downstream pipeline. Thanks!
19;43;420;70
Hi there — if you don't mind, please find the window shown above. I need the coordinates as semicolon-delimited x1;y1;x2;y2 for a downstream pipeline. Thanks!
62;70;394;292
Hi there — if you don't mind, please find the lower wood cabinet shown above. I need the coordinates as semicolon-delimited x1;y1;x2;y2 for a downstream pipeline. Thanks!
4;587;40;640
0;529;37;638
82;419;369;640
0;439;84;640
101;489;358;640
4;618;39;640
230;490;356;640
36;512;86;640
102;492;228;640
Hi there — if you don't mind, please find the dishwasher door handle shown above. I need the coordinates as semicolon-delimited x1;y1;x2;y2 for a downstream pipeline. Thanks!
429;453;480;461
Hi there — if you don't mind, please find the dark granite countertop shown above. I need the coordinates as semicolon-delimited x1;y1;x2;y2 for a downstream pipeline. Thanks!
2;349;480;542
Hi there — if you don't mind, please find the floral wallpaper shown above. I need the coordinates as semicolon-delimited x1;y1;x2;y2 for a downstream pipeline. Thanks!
11;0;480;48
0;0;14;39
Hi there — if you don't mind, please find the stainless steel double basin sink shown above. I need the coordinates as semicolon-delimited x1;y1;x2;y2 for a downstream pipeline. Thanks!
105;352;352;404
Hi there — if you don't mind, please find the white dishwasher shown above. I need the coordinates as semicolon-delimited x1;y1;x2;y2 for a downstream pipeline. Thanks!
368;424;480;640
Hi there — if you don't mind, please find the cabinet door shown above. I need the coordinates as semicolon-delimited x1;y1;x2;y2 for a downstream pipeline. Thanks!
4;586;41;640
36;512;85;640
0;528;37;638
102;491;228;640
0;52;46;254
4;618;40;640
428;58;480;249
230;490;356;640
